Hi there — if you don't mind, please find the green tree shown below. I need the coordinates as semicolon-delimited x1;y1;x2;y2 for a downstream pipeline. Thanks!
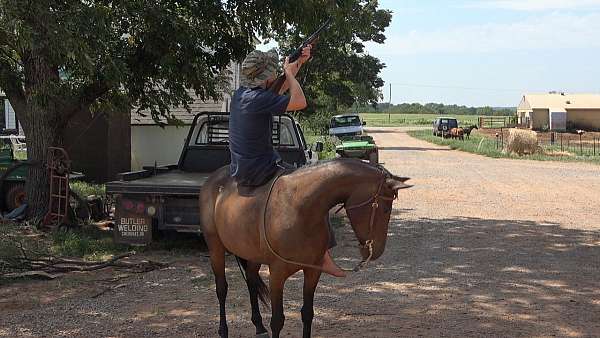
270;1;391;130
0;0;390;218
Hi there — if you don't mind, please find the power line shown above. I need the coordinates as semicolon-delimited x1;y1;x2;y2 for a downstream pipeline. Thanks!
386;82;533;93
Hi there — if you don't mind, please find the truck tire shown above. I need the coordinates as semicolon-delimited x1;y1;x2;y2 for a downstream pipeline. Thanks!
5;183;26;211
368;151;379;165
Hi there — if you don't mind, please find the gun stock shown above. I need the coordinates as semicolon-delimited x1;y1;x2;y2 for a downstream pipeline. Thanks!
268;18;332;93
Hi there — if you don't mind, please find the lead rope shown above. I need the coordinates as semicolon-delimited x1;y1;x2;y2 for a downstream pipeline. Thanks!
262;171;381;273
262;171;326;272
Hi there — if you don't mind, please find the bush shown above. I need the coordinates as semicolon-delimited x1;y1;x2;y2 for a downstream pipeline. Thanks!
70;181;105;198
301;111;335;135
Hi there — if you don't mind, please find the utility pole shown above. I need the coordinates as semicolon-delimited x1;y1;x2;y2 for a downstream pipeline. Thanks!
388;83;392;123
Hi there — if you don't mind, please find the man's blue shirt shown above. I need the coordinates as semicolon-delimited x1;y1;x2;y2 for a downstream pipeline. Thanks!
229;86;290;186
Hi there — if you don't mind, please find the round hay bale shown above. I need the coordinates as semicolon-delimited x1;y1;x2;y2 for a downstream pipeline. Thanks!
504;128;538;155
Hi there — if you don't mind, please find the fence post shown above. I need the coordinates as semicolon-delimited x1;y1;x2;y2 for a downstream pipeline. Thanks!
579;134;583;155
560;133;563;152
594;138;597;156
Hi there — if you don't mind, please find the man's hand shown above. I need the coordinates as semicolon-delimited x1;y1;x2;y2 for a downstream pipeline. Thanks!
297;44;312;66
283;45;312;77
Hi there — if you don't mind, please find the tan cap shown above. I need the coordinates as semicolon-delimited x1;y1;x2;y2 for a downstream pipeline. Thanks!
240;48;279;88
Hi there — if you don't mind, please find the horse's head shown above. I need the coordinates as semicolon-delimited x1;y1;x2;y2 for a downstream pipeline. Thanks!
345;168;411;262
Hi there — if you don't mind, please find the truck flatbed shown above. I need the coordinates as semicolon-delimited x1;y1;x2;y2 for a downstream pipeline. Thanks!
105;170;210;195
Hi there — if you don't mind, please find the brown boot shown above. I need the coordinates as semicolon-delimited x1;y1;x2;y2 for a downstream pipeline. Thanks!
321;250;346;277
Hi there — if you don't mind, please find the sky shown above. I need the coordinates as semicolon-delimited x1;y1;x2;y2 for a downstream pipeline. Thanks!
363;0;600;107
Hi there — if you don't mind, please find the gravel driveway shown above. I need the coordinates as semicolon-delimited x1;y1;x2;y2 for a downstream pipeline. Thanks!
1;127;599;338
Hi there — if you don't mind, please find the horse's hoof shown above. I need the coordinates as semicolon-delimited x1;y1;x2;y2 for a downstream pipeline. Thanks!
256;333;270;338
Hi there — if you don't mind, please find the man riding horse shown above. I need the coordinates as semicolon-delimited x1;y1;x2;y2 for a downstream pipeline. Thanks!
229;45;346;277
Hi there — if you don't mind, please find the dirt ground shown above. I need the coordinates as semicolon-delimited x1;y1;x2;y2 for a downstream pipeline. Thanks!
2;127;600;338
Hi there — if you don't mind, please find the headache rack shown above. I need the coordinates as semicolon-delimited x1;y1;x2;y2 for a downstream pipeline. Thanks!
205;113;283;145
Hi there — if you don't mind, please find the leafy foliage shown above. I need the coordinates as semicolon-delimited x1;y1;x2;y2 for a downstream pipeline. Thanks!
269;1;391;115
1;0;389;124
361;102;515;116
0;0;281;124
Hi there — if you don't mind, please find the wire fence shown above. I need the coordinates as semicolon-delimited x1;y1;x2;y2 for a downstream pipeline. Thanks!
493;129;600;156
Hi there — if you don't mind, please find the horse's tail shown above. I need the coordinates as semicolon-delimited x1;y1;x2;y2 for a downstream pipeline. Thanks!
235;256;270;306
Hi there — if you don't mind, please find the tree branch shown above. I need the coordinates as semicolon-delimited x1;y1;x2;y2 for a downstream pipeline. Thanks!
64;80;110;121
0;48;22;66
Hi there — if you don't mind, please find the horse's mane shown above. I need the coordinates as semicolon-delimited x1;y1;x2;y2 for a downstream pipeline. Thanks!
296;158;393;178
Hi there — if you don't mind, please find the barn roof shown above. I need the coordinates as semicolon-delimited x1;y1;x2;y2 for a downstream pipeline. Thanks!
518;93;600;111
131;90;226;125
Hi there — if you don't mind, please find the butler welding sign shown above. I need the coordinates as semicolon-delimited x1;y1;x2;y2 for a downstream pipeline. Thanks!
114;198;156;245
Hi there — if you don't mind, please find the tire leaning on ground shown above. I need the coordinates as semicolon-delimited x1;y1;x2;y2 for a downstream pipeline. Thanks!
5;183;26;211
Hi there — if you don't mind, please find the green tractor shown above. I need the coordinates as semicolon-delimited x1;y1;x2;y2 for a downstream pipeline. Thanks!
0;141;90;222
328;114;379;164
0;145;28;211
335;135;379;164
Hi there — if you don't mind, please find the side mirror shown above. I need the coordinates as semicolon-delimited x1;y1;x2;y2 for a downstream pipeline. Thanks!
362;121;367;126
314;141;324;153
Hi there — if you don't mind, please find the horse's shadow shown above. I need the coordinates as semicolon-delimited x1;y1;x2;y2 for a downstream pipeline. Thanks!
282;216;600;337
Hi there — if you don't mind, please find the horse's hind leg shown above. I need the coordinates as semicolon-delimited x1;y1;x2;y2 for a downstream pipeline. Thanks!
207;235;229;338
301;268;321;338
245;261;269;337
269;264;294;338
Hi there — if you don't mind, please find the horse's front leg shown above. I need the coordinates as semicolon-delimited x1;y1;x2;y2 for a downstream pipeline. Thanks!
207;235;229;338
268;264;292;338
301;268;321;338
245;261;269;337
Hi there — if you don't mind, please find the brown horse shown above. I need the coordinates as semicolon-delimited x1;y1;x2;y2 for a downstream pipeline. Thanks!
199;159;411;338
449;127;464;140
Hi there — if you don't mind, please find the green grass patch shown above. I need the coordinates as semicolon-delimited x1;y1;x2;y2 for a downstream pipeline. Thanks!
70;181;105;199
361;113;481;127
408;129;600;164
51;226;129;260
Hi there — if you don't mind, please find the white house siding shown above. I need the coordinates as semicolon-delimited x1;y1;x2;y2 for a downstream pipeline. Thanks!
4;99;16;129
131;125;191;170
129;62;239;170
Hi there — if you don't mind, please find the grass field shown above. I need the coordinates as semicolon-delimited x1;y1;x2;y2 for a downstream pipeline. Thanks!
360;113;481;127
408;129;600;165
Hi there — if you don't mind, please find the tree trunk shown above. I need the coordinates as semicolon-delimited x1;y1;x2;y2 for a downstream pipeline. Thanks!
22;111;63;220
18;55;63;221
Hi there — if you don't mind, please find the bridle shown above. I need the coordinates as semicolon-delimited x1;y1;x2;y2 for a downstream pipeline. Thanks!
341;171;397;271
262;168;397;273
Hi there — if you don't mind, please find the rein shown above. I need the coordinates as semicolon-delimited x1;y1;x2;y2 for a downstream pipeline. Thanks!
343;175;397;271
262;168;396;273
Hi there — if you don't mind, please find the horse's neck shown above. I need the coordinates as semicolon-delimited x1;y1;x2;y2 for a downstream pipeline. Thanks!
296;162;377;213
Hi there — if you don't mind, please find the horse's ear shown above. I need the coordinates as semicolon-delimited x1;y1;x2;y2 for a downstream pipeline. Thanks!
386;177;412;191
393;176;410;183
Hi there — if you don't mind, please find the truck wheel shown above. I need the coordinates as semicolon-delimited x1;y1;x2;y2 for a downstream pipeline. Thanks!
368;151;379;165
5;183;26;211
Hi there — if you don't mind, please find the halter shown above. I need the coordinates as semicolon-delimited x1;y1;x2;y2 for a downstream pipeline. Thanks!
342;173;397;271
262;168;397;273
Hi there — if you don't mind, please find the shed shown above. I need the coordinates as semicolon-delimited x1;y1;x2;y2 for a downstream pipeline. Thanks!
517;93;600;131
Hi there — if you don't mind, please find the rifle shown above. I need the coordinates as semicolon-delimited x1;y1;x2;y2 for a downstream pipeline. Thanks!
268;17;332;93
